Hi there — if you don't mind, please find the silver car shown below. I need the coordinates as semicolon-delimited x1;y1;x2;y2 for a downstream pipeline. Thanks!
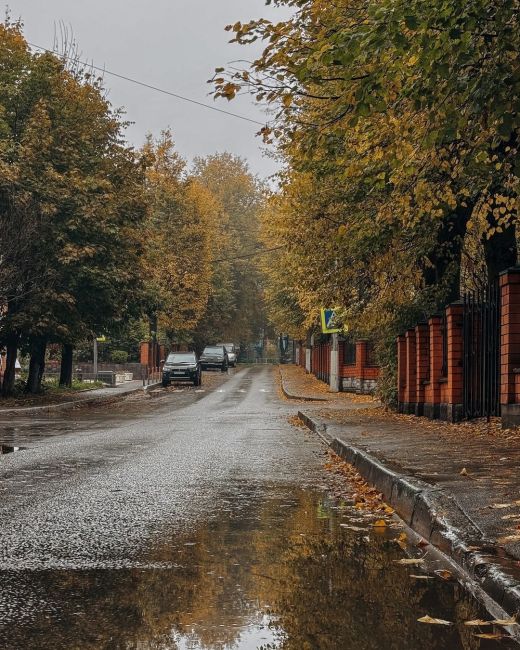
219;343;237;367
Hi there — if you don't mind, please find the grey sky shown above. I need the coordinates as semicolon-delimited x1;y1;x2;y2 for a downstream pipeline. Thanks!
7;0;287;180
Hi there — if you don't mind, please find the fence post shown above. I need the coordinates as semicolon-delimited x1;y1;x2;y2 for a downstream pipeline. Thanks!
442;303;464;422
403;329;417;414
305;333;313;373
424;316;443;419
500;267;520;427
415;323;429;416
397;335;407;412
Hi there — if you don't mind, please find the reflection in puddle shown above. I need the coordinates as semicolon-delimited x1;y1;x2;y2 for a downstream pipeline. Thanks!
0;487;516;649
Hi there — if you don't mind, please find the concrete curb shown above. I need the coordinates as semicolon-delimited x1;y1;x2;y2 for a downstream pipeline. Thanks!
298;409;520;618
279;369;328;402
0;382;162;416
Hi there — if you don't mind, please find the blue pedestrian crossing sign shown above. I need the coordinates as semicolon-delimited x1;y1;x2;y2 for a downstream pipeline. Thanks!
321;308;341;334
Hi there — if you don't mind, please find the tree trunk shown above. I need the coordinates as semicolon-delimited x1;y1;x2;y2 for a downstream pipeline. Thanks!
25;337;47;394
422;205;472;306
59;343;74;388
482;216;517;284
1;333;19;397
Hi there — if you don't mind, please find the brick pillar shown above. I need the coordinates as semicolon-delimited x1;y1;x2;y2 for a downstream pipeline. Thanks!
500;268;520;427
140;341;150;368
443;303;464;422
403;329;417;414
424;316;442;419
415;323;429;416
355;340;367;394
397;335;406;412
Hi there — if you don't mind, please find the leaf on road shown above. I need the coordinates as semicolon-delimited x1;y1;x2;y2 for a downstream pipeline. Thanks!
489;503;514;509
394;558;425;565
464;619;493;627
410;574;434;580
490;617;518;626
460;467;468;476
373;519;387;528
396;532;407;550
474;633;508;639
340;524;367;532
434;569;453;580
418;615;453;625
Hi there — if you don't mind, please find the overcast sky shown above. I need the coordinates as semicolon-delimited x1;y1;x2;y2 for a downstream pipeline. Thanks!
7;0;287;180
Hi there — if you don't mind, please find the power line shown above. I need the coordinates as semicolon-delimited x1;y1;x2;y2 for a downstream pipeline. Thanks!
213;245;285;263
28;42;266;127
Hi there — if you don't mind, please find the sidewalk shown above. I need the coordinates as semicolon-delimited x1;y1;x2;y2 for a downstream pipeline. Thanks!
279;364;379;408
281;364;520;615
0;379;161;416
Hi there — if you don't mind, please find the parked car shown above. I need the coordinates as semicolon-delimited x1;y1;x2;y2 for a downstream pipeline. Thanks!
162;351;201;387
218;343;238;367
200;345;228;371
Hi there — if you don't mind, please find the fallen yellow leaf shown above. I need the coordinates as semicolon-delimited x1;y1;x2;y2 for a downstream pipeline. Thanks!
418;615;452;626
434;569;453;580
490;617;518;626
373;519;387;528
474;633;508;639
464;619;493;627
395;532;407;550
410;574;434;580
460;467;468;476
394;558;425;566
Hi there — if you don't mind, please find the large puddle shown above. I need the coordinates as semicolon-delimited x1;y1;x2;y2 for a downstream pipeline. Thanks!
1;485;517;649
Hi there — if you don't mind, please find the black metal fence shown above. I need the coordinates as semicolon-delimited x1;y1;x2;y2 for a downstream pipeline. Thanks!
343;340;356;365
366;341;378;367
462;281;500;419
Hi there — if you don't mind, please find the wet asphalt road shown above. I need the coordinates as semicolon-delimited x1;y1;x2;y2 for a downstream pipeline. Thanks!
1;366;517;649
0;367;323;571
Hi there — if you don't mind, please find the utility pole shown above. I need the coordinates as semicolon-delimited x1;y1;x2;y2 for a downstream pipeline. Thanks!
330;332;340;392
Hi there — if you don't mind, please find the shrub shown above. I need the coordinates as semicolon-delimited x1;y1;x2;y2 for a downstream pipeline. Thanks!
110;350;129;364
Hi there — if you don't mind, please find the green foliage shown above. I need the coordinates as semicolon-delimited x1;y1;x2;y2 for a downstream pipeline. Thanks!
109;350;129;364
0;21;147;394
213;0;520;402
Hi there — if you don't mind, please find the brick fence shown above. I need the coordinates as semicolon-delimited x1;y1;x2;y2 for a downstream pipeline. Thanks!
397;266;520;426
295;338;380;394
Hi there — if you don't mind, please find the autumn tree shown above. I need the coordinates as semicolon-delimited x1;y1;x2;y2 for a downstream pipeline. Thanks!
192;153;266;350
141;131;216;351
212;0;520;400
0;22;147;393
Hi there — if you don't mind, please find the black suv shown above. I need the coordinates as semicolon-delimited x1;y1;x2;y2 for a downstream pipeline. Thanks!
162;352;202;387
200;345;229;371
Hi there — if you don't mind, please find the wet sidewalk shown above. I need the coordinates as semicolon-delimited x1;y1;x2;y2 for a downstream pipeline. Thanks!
280;364;380;409
0;379;159;416
281;364;520;612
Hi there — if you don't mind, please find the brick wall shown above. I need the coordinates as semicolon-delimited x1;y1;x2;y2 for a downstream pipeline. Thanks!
340;340;380;394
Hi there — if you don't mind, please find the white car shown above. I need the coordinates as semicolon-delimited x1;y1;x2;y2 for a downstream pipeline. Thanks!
219;343;237;367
